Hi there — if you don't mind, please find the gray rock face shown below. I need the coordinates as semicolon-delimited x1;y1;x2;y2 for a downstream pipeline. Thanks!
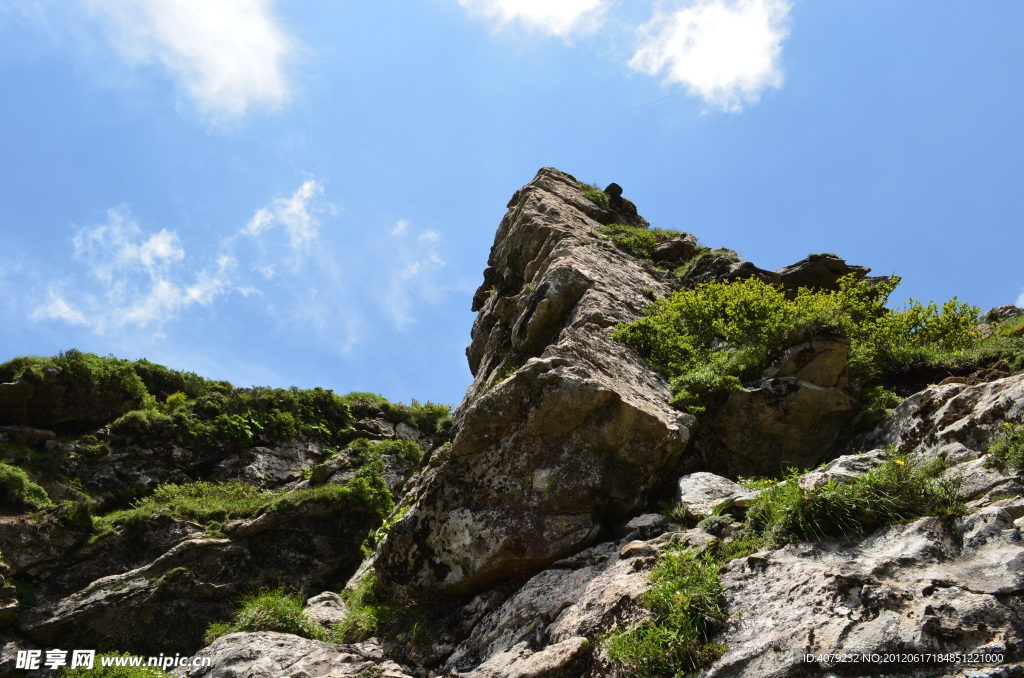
176;633;416;678
375;168;695;596
692;338;857;477
859;372;1024;457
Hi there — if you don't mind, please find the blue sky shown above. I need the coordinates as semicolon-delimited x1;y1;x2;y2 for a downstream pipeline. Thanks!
1;1;1022;407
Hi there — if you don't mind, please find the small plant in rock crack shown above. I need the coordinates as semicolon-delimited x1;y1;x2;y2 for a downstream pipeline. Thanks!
985;422;1024;475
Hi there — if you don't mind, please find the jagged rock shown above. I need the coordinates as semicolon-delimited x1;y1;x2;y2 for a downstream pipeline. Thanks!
982;305;1023;323
859;372;1024;456
707;509;1024;677
177;633;416;678
650;235;698;267
0;512;94;578
444;539;650;676
692;338;857;477
375;168;695;596
678;253;779;289
775;254;870;297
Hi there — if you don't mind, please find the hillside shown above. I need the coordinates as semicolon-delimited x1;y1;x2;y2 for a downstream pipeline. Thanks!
2;168;1024;677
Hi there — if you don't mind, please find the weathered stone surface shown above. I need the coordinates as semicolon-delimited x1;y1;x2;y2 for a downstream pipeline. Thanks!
706;509;1024;677
858;372;1024;457
675;472;754;515
375;168;695;596
651;235;698;267
16;496;379;655
677;253;779;289
303;591;348;629
444;538;651;676
775;254;870;297
176;633;416;678
692;338;857;477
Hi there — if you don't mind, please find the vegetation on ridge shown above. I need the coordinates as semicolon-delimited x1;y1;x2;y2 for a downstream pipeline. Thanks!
613;274;983;412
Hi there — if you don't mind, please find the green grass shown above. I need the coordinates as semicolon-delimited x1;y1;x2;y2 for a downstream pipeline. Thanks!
602;546;727;677
597;223;687;259
91;471;394;542
204;585;327;644
671;247;739;279
579;182;609;209
746;450;964;544
0;461;53;510
985;422;1024;475
58;653;172;677
333;573;436;649
613;274;983;412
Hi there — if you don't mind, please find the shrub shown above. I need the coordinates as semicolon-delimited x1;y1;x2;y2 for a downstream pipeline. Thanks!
0;461;53;510
986;422;1024;475
94;481;273;533
164;392;188;412
613;275;982;412
602;547;726;676
204;585;326;644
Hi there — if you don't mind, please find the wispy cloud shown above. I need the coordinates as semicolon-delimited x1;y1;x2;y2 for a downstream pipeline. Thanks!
31;205;234;333
82;0;295;122
385;221;447;329
1016;289;1024;308
242;179;333;254
630;0;791;112
457;0;608;38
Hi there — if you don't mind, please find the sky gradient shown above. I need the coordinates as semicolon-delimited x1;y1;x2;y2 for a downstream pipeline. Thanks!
1;0;1022;407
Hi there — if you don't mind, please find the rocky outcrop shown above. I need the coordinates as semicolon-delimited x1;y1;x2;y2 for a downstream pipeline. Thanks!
775;254;869;297
375;168;695;596
0;367;141;432
15;491;382;655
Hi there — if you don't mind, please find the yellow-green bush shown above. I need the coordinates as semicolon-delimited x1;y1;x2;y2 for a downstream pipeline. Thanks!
613;275;980;411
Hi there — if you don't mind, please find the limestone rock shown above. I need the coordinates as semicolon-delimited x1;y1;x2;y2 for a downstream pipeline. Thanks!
303;591;348;629
375;168;695;596
858;372;1024;456
677;253;779;289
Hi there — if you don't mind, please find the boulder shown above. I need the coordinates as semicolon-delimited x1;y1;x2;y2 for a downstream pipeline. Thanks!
691;338;857;477
375;168;695;596
650;235;698;267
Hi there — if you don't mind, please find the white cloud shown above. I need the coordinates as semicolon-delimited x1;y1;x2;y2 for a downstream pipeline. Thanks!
630;0;791;112
83;0;294;122
242;179;332;253
458;0;607;37
387;222;446;329
33;205;235;333
1016;289;1024;308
